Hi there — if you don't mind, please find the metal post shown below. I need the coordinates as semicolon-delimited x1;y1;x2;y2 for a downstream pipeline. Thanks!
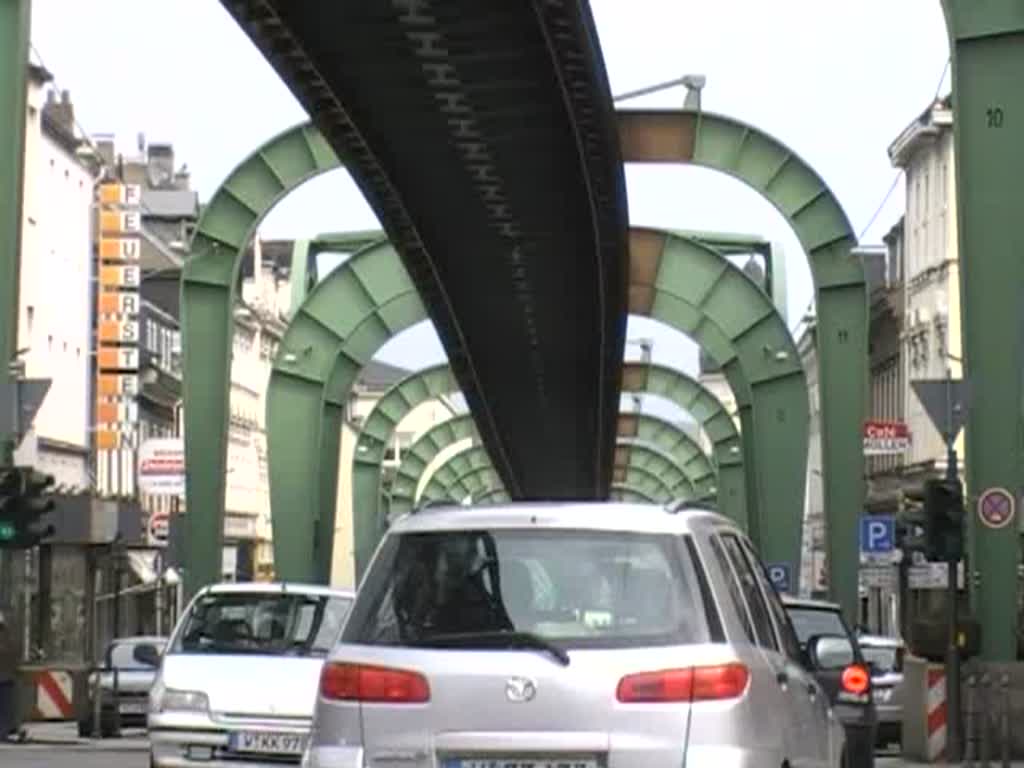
945;441;962;762
110;548;121;737
999;673;1010;767
154;550;163;636
0;0;31;467
980;672;992;765
965;672;977;767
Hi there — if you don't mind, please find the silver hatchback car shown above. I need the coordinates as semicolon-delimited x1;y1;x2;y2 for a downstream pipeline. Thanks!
304;503;846;768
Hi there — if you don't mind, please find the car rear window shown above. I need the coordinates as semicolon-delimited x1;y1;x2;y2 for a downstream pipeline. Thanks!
343;528;712;649
786;606;851;645
170;592;353;657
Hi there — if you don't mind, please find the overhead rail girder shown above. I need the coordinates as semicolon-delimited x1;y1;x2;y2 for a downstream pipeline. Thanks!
220;0;631;503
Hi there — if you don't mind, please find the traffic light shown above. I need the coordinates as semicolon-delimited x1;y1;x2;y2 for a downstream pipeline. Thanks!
927;477;965;562
0;467;20;542
896;478;965;563
0;466;56;549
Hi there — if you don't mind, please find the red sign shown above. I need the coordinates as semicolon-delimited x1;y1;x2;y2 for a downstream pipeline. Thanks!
863;420;910;455
977;488;1015;529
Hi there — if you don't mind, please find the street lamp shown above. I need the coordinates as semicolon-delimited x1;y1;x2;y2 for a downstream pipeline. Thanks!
614;74;706;110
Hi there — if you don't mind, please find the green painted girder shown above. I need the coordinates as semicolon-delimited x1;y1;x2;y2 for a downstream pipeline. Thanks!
942;0;1024;660
422;440;695;508
182;114;820;599
299;227;789;326
423;462;504;505
619;109;865;617
475;487;512;505
394;410;708;506
180;122;340;596
266;239;426;583
288;231;389;315
352;359;733;577
630;228;808;583
615;413;714;498
274;227;798;584
0;0;30;464
621;361;746;525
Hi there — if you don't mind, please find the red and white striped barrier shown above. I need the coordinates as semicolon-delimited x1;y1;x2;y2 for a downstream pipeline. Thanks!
32;669;74;721
926;665;947;761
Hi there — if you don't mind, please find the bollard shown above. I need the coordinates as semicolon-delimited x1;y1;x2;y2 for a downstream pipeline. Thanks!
965;673;977;768
111;666;120;737
91;667;101;739
999;673;1010;768
980;672;992;766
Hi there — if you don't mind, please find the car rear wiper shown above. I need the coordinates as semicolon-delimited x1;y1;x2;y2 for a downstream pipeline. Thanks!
414;630;571;666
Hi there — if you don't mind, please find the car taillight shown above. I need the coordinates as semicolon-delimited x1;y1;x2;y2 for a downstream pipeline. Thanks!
616;664;749;703
319;662;430;703
841;664;870;695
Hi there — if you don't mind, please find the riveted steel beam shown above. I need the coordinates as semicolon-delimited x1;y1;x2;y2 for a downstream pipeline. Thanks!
422;440;694;507
180;122;340;596
633;229;808;585
621;361;746;524
942;0;1024;659
619;109;863;617
275;229;794;582
352;359;737;577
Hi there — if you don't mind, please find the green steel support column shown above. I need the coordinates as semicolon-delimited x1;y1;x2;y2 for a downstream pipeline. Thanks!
181;123;340;597
942;0;1024;660
0;0;30;464
609;484;658;504
287;239;313;320
619;110;863;617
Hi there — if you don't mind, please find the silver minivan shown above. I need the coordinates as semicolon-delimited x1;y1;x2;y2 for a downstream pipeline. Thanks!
149;582;354;767
304;503;846;768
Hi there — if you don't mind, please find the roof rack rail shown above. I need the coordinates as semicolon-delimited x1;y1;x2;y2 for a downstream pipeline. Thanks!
411;498;451;515
665;498;718;515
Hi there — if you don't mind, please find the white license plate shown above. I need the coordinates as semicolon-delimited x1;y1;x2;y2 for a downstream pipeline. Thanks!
445;760;599;768
118;701;147;714
230;731;306;755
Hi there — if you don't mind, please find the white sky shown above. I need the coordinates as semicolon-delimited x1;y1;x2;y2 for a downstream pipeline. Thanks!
30;1;950;419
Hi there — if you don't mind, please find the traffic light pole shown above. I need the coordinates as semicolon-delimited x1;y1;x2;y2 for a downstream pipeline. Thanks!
942;378;961;762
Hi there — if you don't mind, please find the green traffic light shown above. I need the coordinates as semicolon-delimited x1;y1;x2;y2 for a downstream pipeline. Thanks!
0;521;14;541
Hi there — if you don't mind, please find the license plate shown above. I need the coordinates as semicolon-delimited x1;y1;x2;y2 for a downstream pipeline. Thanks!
444;759;598;768
119;701;147;714
229;731;306;755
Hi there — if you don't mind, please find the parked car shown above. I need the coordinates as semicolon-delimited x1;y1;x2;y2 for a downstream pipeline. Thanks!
304;502;846;768
78;635;166;737
783;596;878;768
148;582;355;767
858;634;904;748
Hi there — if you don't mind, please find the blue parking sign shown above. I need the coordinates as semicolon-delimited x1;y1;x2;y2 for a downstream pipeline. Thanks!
859;515;895;554
766;562;791;593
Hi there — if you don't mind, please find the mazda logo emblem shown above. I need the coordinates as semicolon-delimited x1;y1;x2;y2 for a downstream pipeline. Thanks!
505;677;537;702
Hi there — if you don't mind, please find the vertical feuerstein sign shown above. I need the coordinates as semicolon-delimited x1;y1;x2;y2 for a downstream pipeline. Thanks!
94;183;141;497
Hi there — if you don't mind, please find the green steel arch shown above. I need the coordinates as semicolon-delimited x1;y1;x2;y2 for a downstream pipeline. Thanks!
422;440;694;507
353;359;742;576
181;114;828;599
620;362;745;523
390;411;709;521
268;229;801;584
180;123;341;593
615;413;716;497
619;109;865;617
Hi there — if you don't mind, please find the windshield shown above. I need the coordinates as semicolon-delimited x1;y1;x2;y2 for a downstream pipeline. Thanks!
343;528;710;649
109;639;165;668
862;644;903;673
786;606;851;646
171;592;352;656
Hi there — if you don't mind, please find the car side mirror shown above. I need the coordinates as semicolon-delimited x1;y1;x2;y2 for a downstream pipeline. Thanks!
133;643;162;668
806;633;855;670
